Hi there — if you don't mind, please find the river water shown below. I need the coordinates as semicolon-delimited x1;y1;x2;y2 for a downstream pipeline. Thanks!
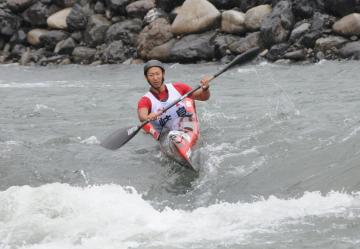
1;60;360;249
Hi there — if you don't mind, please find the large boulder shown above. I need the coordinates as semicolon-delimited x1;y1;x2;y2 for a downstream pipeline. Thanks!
6;0;34;13
339;41;360;59
155;0;184;12
102;40;128;63
228;31;261;54
106;19;142;45
171;0;220;35
126;0;155;18
324;0;360;17
0;8;21;36
47;8;72;29
245;4;272;31
239;0;272;12
39;30;69;49
54;37;76;54
315;36;348;52
27;28;48;46
83;14;111;47
260;0;294;48
137;18;173;59
221;10;246;34
289;22;310;42
168;31;216;62
292;0;318;19
72;46;96;63
22;2;60;26
333;13;360;36
147;38;176;61
66;4;88;31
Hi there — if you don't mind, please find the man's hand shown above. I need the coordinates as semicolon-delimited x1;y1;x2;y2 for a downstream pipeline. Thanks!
200;75;213;91
147;111;161;121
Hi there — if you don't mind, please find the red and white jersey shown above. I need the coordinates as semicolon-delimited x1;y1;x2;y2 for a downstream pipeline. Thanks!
144;83;189;132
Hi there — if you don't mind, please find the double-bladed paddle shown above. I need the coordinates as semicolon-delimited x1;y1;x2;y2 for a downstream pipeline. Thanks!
101;47;261;150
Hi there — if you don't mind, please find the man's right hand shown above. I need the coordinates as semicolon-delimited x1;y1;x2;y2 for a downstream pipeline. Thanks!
147;111;161;121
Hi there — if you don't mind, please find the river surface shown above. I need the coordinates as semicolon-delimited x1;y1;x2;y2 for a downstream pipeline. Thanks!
1;60;360;249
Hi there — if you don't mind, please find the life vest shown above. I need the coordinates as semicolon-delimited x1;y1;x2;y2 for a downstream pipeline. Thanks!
144;83;194;135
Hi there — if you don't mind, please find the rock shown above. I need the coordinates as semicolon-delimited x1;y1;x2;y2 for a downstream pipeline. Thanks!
27;28;48;46
300;12;334;48
106;19;142;45
94;1;105;14
54;37;76;54
207;0;238;9
324;0;359;17
38;55;68;65
0;8;21;36
40;30;69;49
171;0;220;35
315;36;348;52
72;46;96;63
6;0;34;12
283;49;306;60
0;38;4;50
292;0;317;19
260;0;294;48
126;0;155;18
339;41;360;59
143;8;168;25
239;0;272;12
266;43;289;61
20;47;31;65
245;4;272;31
147;38;176;61
10;44;26;59
47;8;72;29
333;13;360;36
168;31;216;62
155;0;185;12
22;2;60;26
102;40;128;63
221;10;246;34
83;14;111;47
105;0;130;14
66;4;88;31
289;22;310;42
53;0;76;8
137;18;173;59
228;31;261;54
10;29;27;45
71;31;83;42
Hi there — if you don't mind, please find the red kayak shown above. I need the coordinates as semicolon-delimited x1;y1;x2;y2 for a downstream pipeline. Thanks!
143;97;200;171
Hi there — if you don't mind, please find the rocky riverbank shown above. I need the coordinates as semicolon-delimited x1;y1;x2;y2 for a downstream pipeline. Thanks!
1;0;360;66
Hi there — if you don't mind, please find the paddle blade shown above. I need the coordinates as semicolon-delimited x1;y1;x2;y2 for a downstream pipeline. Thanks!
101;125;141;150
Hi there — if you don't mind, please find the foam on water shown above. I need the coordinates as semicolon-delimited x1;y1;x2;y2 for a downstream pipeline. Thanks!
0;184;359;249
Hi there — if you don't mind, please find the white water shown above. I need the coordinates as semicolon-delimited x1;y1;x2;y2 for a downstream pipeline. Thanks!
1;184;359;249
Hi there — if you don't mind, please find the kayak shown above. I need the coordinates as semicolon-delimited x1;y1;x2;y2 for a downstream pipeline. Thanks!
143;97;200;171
159;97;200;171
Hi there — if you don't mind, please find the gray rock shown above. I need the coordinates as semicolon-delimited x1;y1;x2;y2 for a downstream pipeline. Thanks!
239;0;272;12
260;0;294;48
266;43;289;61
66;4;88;31
283;49;306;61
9;29;27;45
40;30;69;49
324;0;360;17
126;0;155;19
0;8;21;36
10;44;27;59
105;0;130;14
147;38;176;61
292;0;317;19
143;8;168;25
94;1;105;14
155;0;184;12
339;41;360;59
72;46;96;63
53;0;76;8
169;31;216;62
289;22;310;42
137;18;173;59
207;0;238;9
102;40;127;63
7;0;34;12
54;37;76;54
22;2;60;26
84;14;111;47
106;19;142;45
315;36;348;52
228;31;261;54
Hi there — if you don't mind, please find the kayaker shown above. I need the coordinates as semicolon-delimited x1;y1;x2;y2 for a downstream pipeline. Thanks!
138;59;211;139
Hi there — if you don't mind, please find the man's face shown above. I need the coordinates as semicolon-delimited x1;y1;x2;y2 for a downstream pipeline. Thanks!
146;67;164;89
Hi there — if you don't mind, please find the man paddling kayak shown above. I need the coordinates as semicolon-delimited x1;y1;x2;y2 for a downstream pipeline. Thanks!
137;60;211;170
138;60;211;140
